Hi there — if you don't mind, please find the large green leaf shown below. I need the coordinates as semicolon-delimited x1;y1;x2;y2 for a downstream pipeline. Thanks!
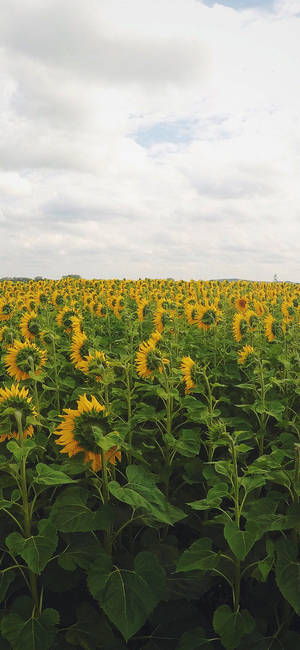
1;608;59;650
275;539;300;614
58;534;104;571
176;626;217;649
0;570;16;602
213;605;254;650
88;551;166;641
109;465;185;525
65;602;124;649
50;487;113;532
176;538;220;573
6;520;57;574
224;521;258;561
35;463;77;485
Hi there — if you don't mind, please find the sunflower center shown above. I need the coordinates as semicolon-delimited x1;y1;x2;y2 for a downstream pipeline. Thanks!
73;410;109;453
28;319;39;335
62;310;75;328
16;348;42;372
147;349;161;371
79;341;90;359
55;294;64;306
201;309;217;325
240;319;248;335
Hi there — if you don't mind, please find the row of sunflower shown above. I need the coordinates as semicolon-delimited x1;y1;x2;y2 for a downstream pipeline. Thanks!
0;278;300;649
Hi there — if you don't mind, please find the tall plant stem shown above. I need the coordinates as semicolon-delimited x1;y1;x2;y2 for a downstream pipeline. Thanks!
101;450;112;555
15;410;40;614
229;435;241;613
51;335;60;411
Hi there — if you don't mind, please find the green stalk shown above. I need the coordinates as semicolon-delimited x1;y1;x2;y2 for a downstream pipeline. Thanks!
51;335;60;411
15;410;40;614
125;365;133;462
101;449;112;555
229;435;241;613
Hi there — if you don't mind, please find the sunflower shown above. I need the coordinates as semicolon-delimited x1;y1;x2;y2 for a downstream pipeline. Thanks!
196;304;220;331
80;350;107;381
70;331;90;370
238;345;254;365
0;299;13;322
235;297;249;312
185;303;198;326
137;299;149;322
253;299;265;316
181;356;196;394
264;314;276;342
0;384;38;442
232;312;248;342
153;306;166;333
70;315;83;335
136;336;168;379
95;303;107;318
20;311;40;341
54;393;121;471
4;340;47;381
245;309;259;331
56;306;77;332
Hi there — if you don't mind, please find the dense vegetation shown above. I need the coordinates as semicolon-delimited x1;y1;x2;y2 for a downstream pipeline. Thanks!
0;277;299;649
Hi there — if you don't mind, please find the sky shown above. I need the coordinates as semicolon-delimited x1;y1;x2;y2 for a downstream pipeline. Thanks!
0;0;300;281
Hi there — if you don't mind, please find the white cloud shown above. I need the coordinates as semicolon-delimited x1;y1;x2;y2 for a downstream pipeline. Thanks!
0;0;300;280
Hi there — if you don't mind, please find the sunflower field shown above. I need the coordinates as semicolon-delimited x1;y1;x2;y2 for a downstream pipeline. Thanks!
0;277;300;649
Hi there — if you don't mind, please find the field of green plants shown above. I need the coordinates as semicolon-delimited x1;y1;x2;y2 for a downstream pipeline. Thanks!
0;277;299;649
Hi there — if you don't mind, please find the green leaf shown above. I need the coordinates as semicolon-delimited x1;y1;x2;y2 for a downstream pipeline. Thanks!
107;552;165;642
0;570;16;603
177;627;216;649
58;534;104;571
65;602;122;649
6;439;36;462
275;539;300;614
109;465;185;525
87;549;113;600
1;608;59;650
224;521;258;561
213;605;254;650
35;463;77;485
6;520;58;574
50;487;113;532
169;429;201;458
176;538;220;573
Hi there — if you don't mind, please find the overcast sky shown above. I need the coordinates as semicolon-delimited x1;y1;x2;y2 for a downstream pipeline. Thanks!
0;0;300;281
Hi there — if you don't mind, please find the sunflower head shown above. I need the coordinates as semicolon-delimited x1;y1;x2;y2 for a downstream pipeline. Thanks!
196;305;220;331
54;394;121;471
80;350;107;381
264;314;281;342
235;297;249;312
4;340;47;381
136;337;168;379
0;384;38;442
232;312;248;343
70;331;90;370
181;356;197;393
20;311;40;341
238;345;255;366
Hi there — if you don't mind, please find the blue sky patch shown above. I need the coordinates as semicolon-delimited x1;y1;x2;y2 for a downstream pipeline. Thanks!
132;119;197;148
202;0;274;9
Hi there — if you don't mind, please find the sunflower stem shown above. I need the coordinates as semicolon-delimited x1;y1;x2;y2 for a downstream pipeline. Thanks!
14;409;40;615
101;449;112;554
51;335;60;412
